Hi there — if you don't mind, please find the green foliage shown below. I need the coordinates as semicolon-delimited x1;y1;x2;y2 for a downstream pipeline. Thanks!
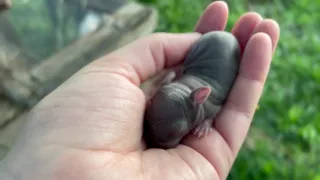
138;0;320;179
8;0;80;59
8;0;54;59
140;0;213;33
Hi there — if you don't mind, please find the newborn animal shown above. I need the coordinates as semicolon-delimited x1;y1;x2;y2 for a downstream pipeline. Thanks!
143;31;241;149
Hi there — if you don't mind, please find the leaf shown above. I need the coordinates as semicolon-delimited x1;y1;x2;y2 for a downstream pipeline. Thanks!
288;105;304;123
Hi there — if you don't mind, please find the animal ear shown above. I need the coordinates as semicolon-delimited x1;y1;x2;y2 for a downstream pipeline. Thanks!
190;86;211;104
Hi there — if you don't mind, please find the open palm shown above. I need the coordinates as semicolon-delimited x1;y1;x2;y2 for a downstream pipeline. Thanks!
1;1;280;180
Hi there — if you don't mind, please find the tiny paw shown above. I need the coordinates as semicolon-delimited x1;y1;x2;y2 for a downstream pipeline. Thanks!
192;123;212;138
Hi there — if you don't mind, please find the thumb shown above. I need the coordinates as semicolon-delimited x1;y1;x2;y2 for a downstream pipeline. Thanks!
102;32;201;85
16;33;201;153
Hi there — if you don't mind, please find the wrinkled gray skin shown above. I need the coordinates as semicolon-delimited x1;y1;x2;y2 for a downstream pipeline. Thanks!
144;31;241;149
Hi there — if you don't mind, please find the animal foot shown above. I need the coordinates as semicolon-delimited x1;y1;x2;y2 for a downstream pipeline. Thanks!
192;121;212;138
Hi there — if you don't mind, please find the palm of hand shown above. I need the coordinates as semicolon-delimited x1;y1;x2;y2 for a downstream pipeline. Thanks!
2;2;279;180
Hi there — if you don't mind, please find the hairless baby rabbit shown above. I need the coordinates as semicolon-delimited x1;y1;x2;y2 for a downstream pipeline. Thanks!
143;31;241;149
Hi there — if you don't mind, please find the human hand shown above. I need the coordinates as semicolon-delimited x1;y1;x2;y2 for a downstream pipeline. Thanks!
0;1;280;180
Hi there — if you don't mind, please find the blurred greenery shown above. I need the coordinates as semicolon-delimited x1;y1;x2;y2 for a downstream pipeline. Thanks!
7;0;54;59
3;0;320;179
7;0;81;60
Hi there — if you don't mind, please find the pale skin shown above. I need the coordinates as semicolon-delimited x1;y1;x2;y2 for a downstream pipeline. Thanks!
0;1;280;180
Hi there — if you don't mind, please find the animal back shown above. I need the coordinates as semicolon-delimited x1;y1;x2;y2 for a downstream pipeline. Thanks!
183;31;241;98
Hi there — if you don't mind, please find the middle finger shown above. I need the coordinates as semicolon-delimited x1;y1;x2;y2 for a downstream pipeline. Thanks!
231;12;263;54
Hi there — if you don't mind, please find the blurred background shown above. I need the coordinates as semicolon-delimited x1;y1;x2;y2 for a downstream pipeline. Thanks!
0;0;320;179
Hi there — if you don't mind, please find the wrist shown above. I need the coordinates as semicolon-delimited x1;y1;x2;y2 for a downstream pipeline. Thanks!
0;160;14;180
